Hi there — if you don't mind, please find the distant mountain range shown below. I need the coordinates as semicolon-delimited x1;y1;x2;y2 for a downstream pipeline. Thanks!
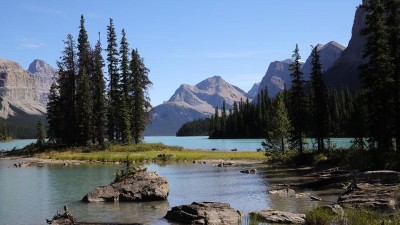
0;58;55;138
1;4;367;138
145;76;249;136
258;41;346;97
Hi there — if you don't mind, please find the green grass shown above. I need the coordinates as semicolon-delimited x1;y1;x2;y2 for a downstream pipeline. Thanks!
34;142;265;162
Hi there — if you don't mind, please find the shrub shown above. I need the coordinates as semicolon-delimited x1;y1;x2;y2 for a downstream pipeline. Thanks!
305;207;335;225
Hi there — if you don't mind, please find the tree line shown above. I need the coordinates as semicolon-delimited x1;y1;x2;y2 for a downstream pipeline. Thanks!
47;16;152;148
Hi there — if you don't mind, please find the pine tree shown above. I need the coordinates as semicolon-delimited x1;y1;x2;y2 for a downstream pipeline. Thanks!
76;68;93;146
288;44;307;154
360;0;395;162
36;119;46;147
310;45;329;152
106;18;120;141
56;34;77;146
92;34;107;146
76;15;94;146
119;29;131;144
130;49;152;144
262;92;292;151
385;0;400;153
46;82;61;144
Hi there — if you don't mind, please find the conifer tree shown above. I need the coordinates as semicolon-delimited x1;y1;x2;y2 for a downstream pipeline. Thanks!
360;0;395;161
36;119;46;147
76;15;94;146
46;82;61;144
119;29;131;143
56;34;77;146
310;45;329;152
288;44;307;154
76;68;93;145
106;18;121;141
92;35;107;146
385;0;400;153
262;92;292;152
130;49;152;144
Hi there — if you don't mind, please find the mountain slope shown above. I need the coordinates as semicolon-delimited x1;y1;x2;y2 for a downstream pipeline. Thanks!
257;41;345;97
145;76;249;136
324;5;366;90
28;59;56;105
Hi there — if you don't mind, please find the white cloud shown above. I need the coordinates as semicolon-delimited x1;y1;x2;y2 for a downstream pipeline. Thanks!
18;38;46;50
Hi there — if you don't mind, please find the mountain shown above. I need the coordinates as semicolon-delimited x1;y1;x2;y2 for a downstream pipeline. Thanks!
301;41;346;80
257;59;293;97
28;59;56;105
0;58;46;118
324;5;367;90
145;76;249;136
257;41;345;97
247;82;260;99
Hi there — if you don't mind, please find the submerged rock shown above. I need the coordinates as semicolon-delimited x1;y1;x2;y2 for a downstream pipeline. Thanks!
164;202;243;225
250;209;305;224
82;169;169;202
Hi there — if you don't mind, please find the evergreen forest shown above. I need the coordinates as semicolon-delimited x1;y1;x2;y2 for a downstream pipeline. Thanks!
46;16;152;147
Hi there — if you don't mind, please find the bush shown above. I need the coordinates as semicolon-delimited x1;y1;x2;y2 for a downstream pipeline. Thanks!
305;207;335;225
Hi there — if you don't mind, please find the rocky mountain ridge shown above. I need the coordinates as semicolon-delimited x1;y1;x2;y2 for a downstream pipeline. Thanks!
258;41;346;97
145;76;249;136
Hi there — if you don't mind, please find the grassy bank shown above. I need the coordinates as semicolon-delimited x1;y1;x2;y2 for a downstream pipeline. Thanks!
30;142;265;162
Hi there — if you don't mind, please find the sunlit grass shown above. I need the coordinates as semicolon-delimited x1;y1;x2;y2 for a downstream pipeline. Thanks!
34;142;265;162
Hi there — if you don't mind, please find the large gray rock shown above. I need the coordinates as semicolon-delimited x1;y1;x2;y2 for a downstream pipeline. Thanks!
338;182;398;211
250;209;306;224
164;202;243;225
257;59;293;97
145;76;249;136
82;170;169;202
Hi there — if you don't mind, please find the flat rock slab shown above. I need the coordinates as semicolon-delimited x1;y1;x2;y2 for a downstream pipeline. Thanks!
338;183;398;211
269;188;310;198
165;202;243;225
82;170;169;202
250;209;306;224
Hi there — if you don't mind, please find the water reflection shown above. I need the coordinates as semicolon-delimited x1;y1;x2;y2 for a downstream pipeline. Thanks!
0;160;341;225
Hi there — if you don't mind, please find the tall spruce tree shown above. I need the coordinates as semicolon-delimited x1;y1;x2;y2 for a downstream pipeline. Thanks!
119;29;131;143
385;0;400;154
76;68;93;146
76;15;93;146
92;35;107;146
56;34;77;146
36;119;46;147
360;0;395;164
130;49;152;144
310;45;329;152
262;92;292;152
106;18;121;141
288;44;307;154
46;82;61;144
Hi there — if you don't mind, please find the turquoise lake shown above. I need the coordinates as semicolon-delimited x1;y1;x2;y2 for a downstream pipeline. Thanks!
0;136;353;151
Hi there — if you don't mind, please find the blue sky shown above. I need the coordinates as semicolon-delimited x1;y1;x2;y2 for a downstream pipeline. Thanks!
0;0;361;106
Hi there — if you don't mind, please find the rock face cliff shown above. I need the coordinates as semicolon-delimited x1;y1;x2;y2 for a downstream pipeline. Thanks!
0;58;46;118
258;41;345;97
324;5;366;90
257;59;293;97
247;82;260;99
145;76;249;136
301;41;346;80
28;59;56;105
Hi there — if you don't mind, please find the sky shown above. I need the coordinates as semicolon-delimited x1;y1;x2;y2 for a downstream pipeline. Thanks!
0;0;361;106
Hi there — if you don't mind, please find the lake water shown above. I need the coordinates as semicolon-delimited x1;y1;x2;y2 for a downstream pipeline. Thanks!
0;159;341;225
0;136;353;151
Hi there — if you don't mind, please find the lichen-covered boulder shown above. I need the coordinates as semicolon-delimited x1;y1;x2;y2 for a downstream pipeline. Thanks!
165;202;243;225
82;170;169;202
250;209;306;224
